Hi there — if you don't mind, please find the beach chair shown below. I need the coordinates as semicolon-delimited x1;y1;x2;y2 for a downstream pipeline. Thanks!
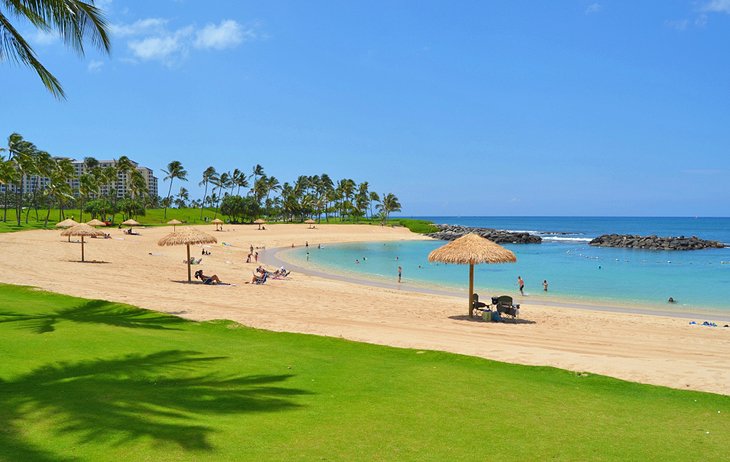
494;295;520;319
471;293;491;318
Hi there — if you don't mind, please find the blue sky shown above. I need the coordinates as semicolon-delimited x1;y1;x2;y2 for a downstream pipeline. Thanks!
2;0;730;216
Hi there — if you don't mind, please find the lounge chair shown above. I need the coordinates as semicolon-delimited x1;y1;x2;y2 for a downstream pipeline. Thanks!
471;293;490;317
493;295;520;319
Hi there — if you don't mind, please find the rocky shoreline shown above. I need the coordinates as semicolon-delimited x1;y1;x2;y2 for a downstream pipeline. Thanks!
589;234;725;250
426;224;726;250
426;224;542;244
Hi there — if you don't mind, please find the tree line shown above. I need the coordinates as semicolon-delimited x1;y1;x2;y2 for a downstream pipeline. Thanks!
0;133;402;226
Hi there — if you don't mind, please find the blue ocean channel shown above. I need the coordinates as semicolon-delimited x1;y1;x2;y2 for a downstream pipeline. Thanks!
281;217;730;312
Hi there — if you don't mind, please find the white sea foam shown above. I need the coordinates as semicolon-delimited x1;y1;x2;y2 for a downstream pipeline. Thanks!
542;236;593;243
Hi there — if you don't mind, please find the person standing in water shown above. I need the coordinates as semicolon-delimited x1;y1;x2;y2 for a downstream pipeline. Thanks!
517;276;525;295
543;280;548;292
398;266;402;283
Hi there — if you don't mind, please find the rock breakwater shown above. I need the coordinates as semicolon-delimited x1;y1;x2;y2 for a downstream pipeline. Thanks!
427;224;542;244
589;234;725;250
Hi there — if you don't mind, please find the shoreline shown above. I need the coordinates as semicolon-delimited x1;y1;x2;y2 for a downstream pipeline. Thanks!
1;224;729;395
265;246;730;323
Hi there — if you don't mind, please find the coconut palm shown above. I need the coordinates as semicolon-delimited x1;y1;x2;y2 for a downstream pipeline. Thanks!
0;155;19;222
43;157;74;226
198;166;216;219
78;172;98;222
161;161;187;219
369;191;380;220
250;164;264;201
377;193;401;224
0;0;111;99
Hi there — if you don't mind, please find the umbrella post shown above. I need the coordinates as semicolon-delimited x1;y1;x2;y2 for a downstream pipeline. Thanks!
468;262;474;318
81;236;85;262
186;243;192;282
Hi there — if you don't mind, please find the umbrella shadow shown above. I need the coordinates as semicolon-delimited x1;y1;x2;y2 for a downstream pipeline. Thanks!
0;299;186;334
0;350;309;460
449;314;536;325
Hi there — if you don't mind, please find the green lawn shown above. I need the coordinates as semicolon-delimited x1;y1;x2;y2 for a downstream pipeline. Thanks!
0;208;424;233
0;283;727;461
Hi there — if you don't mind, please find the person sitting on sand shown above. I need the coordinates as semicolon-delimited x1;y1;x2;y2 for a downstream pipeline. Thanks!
251;266;268;284
194;269;221;285
272;266;291;278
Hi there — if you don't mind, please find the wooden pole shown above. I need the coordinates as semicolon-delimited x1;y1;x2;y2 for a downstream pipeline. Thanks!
468;262;474;318
81;235;85;262
186;243;191;282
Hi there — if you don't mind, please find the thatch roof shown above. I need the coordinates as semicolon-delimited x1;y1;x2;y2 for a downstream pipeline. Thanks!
428;233;516;264
60;223;106;237
55;218;79;228
211;218;224;224
253;219;266;224
304;219;316;224
86;219;106;226
167;219;182;225
157;228;218;247
122;219;140;226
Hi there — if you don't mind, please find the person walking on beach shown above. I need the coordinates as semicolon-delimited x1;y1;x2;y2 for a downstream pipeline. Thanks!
543;280;548;292
398;266;402;283
517;276;525;295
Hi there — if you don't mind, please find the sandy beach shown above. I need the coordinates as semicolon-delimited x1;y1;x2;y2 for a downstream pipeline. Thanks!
2;224;729;395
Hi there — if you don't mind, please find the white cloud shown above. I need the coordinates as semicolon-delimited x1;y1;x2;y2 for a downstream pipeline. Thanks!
194;20;247;50
128;26;193;65
702;0;730;13
31;30;58;46
109;18;168;37
114;17;257;67
585;2;602;14
87;60;104;73
665;19;689;30
95;0;113;10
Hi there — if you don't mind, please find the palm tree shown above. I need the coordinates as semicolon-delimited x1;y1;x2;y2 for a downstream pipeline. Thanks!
369;191;380;220
78;172;98;222
43;157;74;226
198;166;216;219
0;156;19;222
211;172;231;219
0;0;111;99
161;161;187;219
376;193;402;224
250;164;264;201
175;187;189;208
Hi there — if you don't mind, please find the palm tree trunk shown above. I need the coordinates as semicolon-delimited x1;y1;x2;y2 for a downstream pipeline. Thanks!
45;206;51;228
3;189;8;222
16;178;23;226
164;179;174;219
200;182;208;219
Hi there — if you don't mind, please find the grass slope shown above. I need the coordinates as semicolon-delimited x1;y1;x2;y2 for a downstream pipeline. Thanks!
0;284;727;461
0;208;434;234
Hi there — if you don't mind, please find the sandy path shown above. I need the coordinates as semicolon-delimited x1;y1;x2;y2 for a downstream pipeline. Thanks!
2;224;729;395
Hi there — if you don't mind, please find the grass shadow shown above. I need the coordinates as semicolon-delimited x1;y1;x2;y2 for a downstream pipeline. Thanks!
0;299;186;333
0;350;309;460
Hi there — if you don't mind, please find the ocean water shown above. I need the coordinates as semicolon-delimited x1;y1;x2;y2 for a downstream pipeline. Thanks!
282;217;730;312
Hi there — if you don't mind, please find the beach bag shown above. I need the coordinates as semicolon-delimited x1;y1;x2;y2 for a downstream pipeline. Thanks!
482;310;492;322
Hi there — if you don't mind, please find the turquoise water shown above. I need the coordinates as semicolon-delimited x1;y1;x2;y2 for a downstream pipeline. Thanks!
283;217;730;311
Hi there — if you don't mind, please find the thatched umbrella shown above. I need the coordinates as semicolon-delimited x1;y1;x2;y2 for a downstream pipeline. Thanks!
86;219;106;227
56;218;79;242
122;219;140;227
428;233;516;318
167;219;182;231
158;228;218;282
55;218;79;228
211;218;223;231
254;218;266;230
304;219;316;228
61;224;106;262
